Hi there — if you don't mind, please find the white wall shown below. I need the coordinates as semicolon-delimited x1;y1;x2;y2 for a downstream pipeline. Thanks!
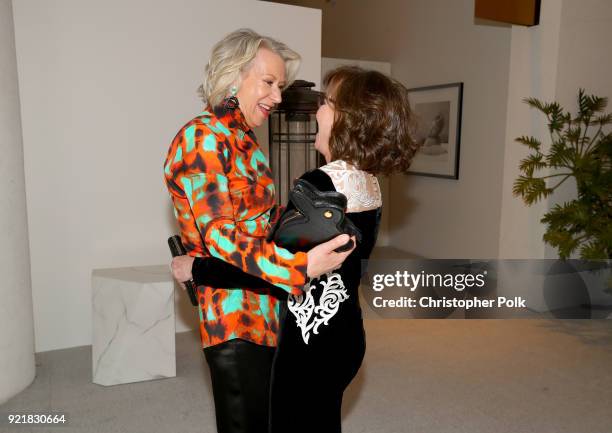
497;0;563;259
13;0;321;352
0;0;36;403
386;0;512;258
555;1;612;121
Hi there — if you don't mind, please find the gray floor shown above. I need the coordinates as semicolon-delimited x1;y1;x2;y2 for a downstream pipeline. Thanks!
2;319;612;433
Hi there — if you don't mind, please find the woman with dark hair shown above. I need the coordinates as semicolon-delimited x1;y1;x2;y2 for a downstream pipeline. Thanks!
172;66;419;432
268;66;418;433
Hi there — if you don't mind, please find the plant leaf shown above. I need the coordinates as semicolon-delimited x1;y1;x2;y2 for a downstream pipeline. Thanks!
593;113;612;125
547;140;576;168
564;126;582;145
580;240;608;260
519;154;547;176
515;135;542;151
513;176;552;205
523;97;546;113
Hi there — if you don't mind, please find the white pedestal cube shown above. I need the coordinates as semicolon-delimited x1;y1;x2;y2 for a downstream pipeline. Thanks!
92;265;176;386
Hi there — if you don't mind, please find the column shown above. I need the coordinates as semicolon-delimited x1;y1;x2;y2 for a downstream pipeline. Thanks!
0;0;36;404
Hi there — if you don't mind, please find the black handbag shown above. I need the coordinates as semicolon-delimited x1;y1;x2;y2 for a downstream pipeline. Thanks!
267;179;362;253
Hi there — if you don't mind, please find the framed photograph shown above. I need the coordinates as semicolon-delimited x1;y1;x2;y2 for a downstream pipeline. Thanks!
407;82;463;179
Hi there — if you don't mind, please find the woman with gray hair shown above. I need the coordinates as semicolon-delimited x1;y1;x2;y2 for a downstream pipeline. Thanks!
164;29;354;433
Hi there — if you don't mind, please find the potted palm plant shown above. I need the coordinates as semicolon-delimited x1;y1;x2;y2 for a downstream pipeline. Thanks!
513;89;611;260
513;90;611;311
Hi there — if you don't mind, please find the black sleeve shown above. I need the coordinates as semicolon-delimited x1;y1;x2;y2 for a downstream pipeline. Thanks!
298;168;337;192
191;256;279;290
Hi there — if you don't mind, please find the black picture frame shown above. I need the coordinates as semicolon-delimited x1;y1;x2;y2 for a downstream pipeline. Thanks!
407;82;463;179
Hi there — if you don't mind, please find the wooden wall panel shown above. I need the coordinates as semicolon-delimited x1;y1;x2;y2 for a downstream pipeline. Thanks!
475;0;541;26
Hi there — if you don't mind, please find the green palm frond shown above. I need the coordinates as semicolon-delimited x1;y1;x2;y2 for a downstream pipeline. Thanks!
519;154;547;176
523;97;546;112
515;135;542;151
513;176;552;205
579;240;609;260
547;140;576;168
578;88;590;115
578;88;608;117
589;95;607;113
593;113;612;126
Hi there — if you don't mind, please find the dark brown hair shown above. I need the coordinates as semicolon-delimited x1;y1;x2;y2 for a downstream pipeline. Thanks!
324;66;419;175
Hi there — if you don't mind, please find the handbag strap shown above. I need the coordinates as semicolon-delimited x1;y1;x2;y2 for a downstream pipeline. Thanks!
289;179;363;243
291;179;347;212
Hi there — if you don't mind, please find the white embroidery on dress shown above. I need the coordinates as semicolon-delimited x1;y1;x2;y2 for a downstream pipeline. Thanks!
319;160;382;212
287;272;349;344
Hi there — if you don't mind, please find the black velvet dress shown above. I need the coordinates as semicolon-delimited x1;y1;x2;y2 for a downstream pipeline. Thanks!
269;169;381;433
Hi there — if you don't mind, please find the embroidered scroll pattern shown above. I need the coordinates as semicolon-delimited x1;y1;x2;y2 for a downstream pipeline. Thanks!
287;272;349;344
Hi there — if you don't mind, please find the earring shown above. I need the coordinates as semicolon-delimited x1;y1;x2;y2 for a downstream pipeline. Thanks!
223;86;239;110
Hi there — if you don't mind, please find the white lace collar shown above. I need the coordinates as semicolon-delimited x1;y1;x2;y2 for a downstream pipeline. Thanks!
319;160;382;212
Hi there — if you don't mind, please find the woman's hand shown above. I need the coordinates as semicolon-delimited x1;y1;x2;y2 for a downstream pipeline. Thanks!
306;234;356;279
171;255;195;289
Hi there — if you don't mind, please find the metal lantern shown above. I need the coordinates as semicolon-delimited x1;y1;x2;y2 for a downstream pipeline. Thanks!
269;80;324;205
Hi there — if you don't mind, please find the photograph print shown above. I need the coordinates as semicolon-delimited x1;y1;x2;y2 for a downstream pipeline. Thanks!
408;82;463;179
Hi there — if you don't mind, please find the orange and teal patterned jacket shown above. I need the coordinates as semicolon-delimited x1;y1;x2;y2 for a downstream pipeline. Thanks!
164;105;307;348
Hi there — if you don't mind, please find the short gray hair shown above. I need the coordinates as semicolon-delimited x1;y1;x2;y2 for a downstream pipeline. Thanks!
199;28;301;107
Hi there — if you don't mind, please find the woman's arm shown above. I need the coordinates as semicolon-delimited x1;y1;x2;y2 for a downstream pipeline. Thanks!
170;254;277;289
192;256;278;290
